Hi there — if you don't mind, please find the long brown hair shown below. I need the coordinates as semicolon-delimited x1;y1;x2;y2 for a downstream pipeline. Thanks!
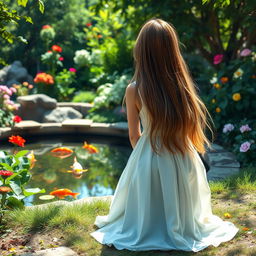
131;18;213;155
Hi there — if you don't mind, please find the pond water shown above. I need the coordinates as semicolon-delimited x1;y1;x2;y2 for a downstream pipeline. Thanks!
0;136;132;206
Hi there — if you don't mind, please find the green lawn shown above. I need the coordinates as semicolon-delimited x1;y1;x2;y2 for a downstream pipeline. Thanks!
1;168;256;256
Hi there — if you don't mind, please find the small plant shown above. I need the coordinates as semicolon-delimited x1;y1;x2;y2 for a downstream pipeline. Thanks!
72;91;96;103
0;135;45;224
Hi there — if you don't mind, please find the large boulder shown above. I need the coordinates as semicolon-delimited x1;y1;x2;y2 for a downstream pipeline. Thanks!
0;61;33;86
43;107;83;123
16;94;57;122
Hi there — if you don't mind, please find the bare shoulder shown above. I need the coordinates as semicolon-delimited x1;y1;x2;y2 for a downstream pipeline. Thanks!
125;82;137;96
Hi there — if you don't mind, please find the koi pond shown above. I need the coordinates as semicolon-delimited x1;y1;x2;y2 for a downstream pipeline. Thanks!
0;135;132;206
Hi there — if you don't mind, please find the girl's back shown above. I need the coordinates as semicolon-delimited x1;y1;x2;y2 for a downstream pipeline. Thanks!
90;19;239;252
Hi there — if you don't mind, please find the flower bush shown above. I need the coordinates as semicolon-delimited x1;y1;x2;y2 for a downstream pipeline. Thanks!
92;72;131;109
220;121;255;167
0;136;45;224
205;49;255;129
204;48;256;166
0;85;20;127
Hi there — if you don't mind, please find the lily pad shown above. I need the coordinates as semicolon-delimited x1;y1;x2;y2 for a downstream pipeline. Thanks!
39;195;55;200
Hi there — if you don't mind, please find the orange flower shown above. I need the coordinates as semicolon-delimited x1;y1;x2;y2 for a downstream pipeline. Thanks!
82;142;99;154
9;135;26;147
50;188;80;199
34;73;54;85
215;107;221;113
0;186;12;194
251;75;256;79
51;45;62;53
220;77;228;84
242;227;250;231
213;83;221;89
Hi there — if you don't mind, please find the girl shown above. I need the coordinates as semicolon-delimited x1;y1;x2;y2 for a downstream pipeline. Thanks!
90;19;239;252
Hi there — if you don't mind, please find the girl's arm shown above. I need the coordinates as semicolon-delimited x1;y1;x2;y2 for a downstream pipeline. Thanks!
125;84;141;148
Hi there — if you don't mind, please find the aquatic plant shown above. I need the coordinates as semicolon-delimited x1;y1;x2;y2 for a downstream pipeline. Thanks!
0;136;45;224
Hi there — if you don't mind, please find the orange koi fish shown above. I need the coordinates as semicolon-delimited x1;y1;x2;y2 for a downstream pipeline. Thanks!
51;147;73;159
66;157;88;179
49;188;80;199
82;141;99;154
27;150;36;169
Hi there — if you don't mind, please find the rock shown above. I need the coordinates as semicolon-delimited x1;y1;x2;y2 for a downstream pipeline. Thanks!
43;107;83;123
16;94;57;122
0;65;10;83
0;61;34;86
19;246;78;256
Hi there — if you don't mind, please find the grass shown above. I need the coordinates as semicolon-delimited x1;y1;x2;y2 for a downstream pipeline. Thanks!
2;167;256;256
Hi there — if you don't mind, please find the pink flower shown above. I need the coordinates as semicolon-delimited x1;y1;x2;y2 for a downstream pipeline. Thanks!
240;124;252;133
10;87;17;93
69;68;77;73
213;54;224;65
59;57;64;61
240;49;252;57
223;123;234;133
240;142;251;152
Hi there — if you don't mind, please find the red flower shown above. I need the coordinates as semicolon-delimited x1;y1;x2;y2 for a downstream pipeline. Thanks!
47;50;53;53
42;25;52;30
13;115;22;123
59;57;64;61
0;186;12;194
8;135;26;147
69;68;77;73
0;170;14;177
86;23;92;27
51;45;62;53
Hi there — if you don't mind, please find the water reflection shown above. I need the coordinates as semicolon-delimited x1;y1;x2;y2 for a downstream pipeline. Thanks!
0;141;131;206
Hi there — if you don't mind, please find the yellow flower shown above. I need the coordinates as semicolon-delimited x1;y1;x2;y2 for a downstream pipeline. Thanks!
224;213;232;218
211;99;216;103
215;107;221;113
213;83;221;89
232;93;241;101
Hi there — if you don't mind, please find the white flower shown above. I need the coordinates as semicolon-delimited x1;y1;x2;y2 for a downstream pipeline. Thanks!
233;68;244;79
223;123;234;133
73;49;91;67
210;76;217;84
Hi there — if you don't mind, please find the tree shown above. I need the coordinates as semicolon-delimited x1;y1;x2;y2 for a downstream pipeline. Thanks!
94;0;256;67
0;0;44;64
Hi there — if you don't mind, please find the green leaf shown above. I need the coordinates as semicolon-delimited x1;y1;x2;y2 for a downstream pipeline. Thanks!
0;163;13;171
24;16;33;24
23;188;46;196
15;150;29;158
17;0;29;7
38;0;45;13
9;181;22;196
6;196;25;209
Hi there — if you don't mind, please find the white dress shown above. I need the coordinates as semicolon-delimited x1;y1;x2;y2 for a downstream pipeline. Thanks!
90;98;239;252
